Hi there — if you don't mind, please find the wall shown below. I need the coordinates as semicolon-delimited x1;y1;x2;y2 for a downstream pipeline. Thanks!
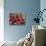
40;0;46;27
0;8;4;42
40;0;46;45
4;0;40;42
0;0;4;42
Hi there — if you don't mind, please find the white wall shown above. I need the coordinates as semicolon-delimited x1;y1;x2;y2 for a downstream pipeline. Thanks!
0;0;4;42
40;0;46;27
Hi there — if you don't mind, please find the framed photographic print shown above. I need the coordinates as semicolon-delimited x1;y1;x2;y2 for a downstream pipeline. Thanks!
9;13;25;25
